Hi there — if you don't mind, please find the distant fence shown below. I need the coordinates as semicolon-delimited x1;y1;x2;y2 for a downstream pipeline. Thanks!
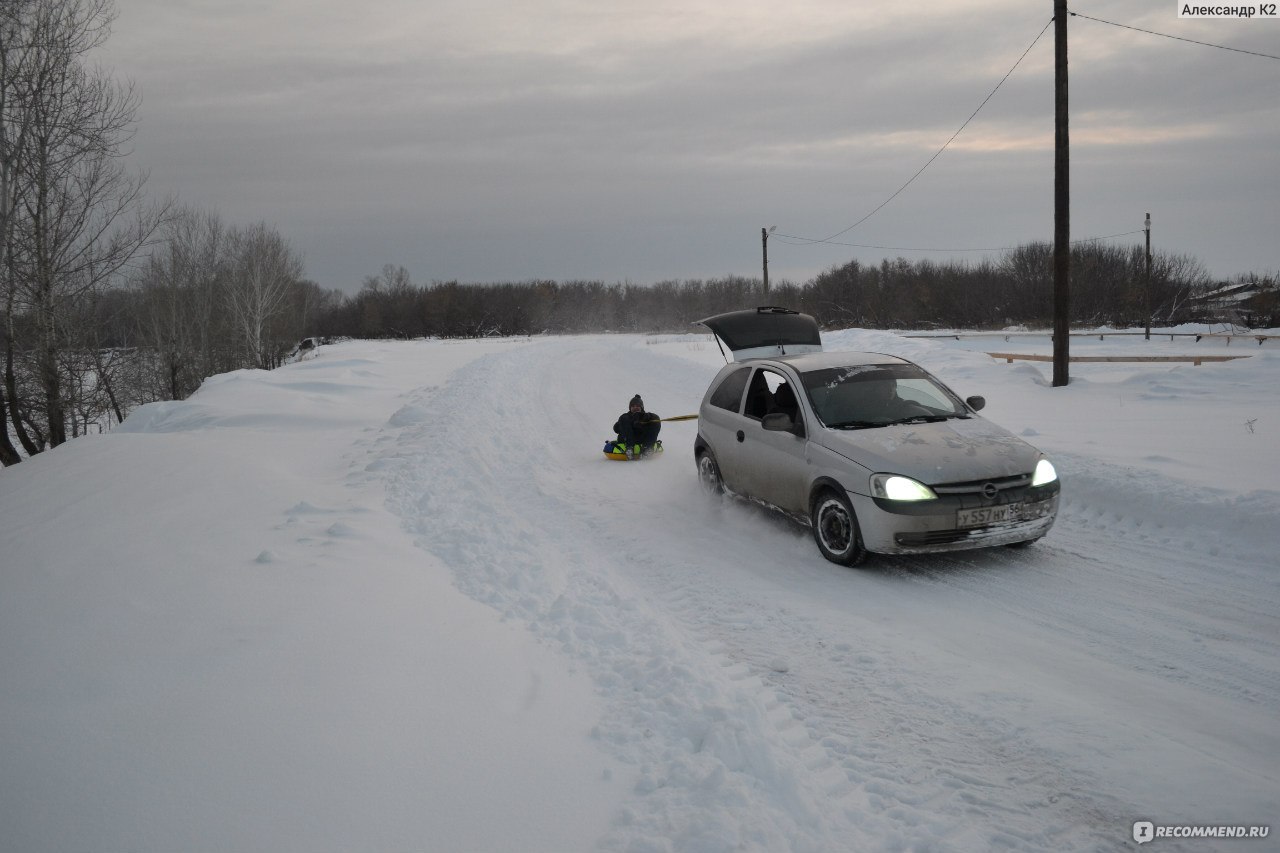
905;332;1275;345
984;352;1252;367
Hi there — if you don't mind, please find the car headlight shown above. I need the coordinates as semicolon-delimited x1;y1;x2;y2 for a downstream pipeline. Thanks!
871;474;937;501
1032;458;1058;486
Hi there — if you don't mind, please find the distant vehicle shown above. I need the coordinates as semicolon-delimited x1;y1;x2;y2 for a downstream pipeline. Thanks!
693;308;1060;565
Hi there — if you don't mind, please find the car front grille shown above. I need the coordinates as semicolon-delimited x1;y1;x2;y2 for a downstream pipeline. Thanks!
930;473;1031;496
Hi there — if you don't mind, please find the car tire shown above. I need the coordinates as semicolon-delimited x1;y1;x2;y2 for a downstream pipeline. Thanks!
811;489;868;566
696;450;724;496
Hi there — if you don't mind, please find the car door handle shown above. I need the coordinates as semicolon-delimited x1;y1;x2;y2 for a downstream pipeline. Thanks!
736;430;745;442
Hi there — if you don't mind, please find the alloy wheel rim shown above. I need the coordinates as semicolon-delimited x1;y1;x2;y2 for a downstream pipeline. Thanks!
698;456;719;490
818;499;852;554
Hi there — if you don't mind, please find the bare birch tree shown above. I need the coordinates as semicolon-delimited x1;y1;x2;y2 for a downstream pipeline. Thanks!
133;207;229;400
224;222;303;369
1;0;165;457
0;0;50;462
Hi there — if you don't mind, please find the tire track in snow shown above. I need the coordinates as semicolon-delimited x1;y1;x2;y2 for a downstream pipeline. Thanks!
587;506;1136;852
376;338;875;852
503;338;1143;851
374;336;1277;852
526;338;1280;851
888;455;1280;715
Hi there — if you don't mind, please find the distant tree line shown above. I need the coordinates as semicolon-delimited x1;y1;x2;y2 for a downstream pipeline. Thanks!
326;241;1218;340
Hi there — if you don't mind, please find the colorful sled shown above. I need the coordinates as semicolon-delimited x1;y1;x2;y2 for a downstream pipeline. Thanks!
603;439;664;461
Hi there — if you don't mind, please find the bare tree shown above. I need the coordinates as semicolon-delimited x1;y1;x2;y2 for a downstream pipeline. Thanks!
224;222;303;369
133;207;229;400
1;0;51;462
2;0;166;456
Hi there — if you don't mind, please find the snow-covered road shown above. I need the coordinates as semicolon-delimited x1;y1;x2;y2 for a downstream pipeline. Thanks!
3;330;1276;852
376;333;1279;851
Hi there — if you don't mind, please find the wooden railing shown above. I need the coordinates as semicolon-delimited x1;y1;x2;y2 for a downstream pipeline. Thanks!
905;331;1275;345
984;352;1251;367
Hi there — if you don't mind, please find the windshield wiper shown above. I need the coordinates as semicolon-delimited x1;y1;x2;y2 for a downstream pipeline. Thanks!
881;414;957;426
826;419;882;430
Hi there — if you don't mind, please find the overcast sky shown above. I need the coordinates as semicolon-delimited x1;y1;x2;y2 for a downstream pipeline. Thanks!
98;0;1278;293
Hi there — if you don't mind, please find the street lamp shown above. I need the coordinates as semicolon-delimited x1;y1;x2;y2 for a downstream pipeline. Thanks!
762;225;776;294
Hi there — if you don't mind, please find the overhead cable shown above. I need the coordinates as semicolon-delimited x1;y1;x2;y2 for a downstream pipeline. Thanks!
1071;11;1280;61
790;18;1055;247
772;229;1145;254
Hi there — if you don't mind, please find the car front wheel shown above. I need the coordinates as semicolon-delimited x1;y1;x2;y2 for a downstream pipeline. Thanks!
811;490;867;566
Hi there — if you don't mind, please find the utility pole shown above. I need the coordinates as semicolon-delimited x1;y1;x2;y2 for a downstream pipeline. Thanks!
1052;0;1071;387
762;226;776;295
1144;212;1152;340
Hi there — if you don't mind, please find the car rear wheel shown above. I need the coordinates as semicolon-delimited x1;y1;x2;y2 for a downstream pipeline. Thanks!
697;451;724;496
811;490;867;566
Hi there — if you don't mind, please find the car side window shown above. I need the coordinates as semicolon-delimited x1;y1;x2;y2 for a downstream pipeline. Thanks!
708;367;751;412
744;368;791;420
770;381;799;421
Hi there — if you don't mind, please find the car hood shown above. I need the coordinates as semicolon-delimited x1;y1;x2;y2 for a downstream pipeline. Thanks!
817;416;1042;484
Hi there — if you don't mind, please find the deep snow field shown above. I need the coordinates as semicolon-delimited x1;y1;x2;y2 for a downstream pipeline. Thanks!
2;325;1277;853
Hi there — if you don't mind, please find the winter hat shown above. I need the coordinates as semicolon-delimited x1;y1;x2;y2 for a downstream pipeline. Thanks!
629;394;644;410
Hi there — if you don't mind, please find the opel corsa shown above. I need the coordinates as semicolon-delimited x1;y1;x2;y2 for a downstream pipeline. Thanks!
693;308;1060;565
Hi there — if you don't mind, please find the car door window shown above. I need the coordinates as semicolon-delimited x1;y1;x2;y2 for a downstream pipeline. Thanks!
769;381;799;421
743;369;779;419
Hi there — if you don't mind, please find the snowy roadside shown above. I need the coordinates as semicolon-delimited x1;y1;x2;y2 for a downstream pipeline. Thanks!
2;331;1277;853
0;340;622;853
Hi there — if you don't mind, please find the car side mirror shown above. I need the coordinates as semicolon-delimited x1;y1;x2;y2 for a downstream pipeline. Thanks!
762;412;805;437
966;395;986;412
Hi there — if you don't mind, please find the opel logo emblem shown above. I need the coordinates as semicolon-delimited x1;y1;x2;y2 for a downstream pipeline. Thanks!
981;482;999;499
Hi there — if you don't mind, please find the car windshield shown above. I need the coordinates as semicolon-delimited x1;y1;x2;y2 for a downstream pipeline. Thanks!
799;363;968;428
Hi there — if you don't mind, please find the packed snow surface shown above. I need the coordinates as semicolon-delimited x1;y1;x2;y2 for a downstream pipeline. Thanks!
2;328;1278;853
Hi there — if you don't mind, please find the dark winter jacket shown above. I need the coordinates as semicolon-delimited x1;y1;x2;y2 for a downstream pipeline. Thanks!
613;409;661;448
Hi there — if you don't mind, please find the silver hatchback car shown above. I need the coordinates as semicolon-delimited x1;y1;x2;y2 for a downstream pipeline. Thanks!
693;308;1060;565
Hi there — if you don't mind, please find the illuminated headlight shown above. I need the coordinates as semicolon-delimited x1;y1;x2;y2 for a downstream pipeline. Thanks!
1032;458;1058;487
871;474;937;501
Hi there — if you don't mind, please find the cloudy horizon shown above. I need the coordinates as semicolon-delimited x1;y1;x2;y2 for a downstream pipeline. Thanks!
99;0;1278;293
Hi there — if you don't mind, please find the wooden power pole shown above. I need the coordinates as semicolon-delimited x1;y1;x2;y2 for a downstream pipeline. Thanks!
1144;212;1153;340
762;226;775;295
1053;0;1071;387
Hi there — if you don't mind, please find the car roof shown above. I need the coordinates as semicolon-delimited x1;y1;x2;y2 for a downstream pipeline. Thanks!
741;350;913;373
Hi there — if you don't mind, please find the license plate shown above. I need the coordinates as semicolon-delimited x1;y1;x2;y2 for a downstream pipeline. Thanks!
957;503;1022;528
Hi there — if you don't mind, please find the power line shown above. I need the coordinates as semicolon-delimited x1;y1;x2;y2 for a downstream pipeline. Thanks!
1070;11;1280;61
1070;229;1145;244
773;229;1145;255
791;18;1055;247
779;10;1274;259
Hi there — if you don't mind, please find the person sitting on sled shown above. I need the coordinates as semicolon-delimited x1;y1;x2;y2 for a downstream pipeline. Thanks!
612;394;661;459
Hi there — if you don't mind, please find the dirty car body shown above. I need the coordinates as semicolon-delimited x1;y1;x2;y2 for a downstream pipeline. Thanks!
693;308;1060;565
